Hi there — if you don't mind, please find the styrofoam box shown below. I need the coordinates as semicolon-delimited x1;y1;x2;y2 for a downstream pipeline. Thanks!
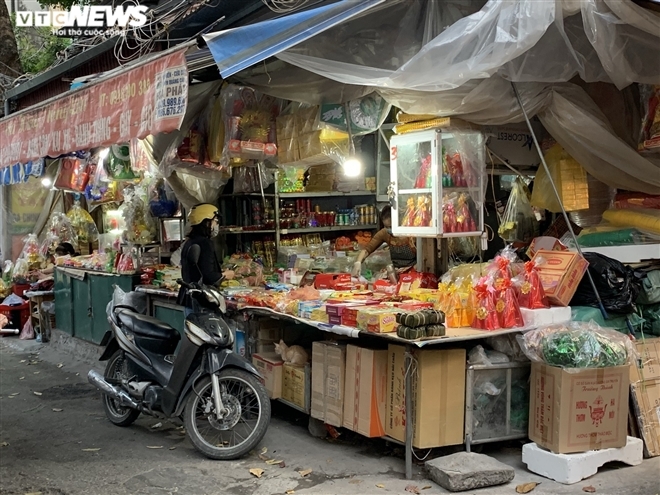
522;437;643;484
521;307;571;328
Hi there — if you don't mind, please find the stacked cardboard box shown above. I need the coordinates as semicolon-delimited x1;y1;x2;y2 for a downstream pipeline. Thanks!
252;352;283;399
311;342;347;427
282;363;310;412
629;338;660;457
385;345;466;448
343;345;388;438
305;163;336;192
528;362;630;454
276;107;349;165
250;318;283;355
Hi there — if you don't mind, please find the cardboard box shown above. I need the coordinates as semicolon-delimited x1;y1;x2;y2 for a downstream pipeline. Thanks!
629;338;660;457
529;362;630;454
282;363;310;412
385;345;466;448
527;236;567;259
311;341;346;427
356;307;401;333
255;340;276;354
250;319;283;342
343;345;388;437
531;249;589;306
252;353;283;399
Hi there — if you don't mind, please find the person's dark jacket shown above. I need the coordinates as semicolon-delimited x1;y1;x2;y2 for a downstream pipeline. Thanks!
181;235;223;286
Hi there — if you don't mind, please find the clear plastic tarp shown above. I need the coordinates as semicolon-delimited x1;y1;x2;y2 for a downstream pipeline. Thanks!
228;0;660;194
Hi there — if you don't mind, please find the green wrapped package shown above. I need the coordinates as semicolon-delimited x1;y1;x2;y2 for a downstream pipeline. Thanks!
541;330;628;368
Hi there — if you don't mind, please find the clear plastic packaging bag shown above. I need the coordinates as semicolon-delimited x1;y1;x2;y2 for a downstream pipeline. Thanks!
518;321;636;369
67;200;99;244
498;177;538;243
639;84;660;153
220;85;283;166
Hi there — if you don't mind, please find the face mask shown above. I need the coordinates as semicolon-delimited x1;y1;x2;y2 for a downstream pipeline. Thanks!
211;224;220;238
386;228;393;235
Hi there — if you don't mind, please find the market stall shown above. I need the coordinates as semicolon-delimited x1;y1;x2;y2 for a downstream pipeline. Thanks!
1;0;659;485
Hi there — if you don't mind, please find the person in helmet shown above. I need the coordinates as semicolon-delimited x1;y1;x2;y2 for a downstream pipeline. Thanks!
181;203;224;286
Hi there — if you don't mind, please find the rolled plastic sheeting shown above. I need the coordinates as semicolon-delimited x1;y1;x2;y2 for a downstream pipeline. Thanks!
602;208;660;236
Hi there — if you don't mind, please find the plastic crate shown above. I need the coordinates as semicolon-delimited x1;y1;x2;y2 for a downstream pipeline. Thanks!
0;302;30;330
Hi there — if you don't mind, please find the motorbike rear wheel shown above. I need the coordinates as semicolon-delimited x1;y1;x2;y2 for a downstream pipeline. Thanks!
184;369;270;460
102;350;141;427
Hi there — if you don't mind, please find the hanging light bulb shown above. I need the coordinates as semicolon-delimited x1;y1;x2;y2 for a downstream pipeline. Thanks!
342;157;362;177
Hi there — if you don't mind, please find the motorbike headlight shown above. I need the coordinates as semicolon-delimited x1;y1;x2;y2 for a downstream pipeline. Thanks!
185;320;214;346
206;317;232;346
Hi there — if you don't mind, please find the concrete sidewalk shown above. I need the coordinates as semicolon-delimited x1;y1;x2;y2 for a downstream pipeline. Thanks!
1;336;658;495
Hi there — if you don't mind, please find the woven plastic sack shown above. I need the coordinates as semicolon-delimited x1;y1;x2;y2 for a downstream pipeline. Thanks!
638;271;660;305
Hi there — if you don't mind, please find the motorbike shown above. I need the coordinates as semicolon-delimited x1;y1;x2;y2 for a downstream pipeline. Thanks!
87;280;270;460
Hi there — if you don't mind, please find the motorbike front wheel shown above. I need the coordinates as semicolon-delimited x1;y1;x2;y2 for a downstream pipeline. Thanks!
102;350;141;427
184;369;270;460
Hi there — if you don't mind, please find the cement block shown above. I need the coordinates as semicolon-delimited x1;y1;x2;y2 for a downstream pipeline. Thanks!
522;436;643;485
425;452;515;492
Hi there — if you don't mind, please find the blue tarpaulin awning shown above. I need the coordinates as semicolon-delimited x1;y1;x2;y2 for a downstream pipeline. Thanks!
202;0;384;79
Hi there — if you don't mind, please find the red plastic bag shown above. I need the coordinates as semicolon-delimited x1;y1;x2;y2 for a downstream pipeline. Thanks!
471;282;500;331
495;278;524;328
516;260;549;309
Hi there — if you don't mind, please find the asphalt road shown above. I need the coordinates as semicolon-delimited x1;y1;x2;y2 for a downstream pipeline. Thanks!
1;339;658;495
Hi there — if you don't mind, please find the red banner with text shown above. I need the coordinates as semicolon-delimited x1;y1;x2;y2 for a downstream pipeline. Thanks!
0;48;189;168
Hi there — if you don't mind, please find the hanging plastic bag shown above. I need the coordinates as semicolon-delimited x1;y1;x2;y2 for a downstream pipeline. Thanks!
148;179;179;218
54;152;91;192
105;144;139;180
221;85;283;166
121;186;157;244
638;84;660;152
498;177;538;243
66;201;99;244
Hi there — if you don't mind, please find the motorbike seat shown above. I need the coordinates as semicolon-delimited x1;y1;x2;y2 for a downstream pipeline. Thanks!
117;310;180;341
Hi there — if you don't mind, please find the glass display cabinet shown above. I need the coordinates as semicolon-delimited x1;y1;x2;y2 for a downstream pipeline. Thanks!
390;129;485;238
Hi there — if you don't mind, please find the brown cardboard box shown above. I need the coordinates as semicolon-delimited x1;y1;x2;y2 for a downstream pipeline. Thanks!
385;345;466;448
311;341;346;427
252;353;283;399
629;338;660;457
529;362;630;454
531;249;589;306
343;345;388;437
282;363;309;412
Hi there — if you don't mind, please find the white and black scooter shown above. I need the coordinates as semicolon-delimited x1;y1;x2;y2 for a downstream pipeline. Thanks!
88;275;270;460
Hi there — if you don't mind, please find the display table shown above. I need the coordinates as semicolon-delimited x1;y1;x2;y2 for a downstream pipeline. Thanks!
232;304;531;480
54;267;141;344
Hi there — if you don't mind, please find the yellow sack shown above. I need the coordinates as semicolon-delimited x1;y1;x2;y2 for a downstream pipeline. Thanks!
531;144;589;212
602;208;660;236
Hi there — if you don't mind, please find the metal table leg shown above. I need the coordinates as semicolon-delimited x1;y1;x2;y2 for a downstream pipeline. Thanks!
405;344;413;480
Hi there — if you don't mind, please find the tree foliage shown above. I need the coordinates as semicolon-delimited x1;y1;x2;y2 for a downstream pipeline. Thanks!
14;24;71;75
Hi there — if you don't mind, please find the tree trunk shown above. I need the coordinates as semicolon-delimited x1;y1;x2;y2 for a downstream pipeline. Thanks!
0;0;22;116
